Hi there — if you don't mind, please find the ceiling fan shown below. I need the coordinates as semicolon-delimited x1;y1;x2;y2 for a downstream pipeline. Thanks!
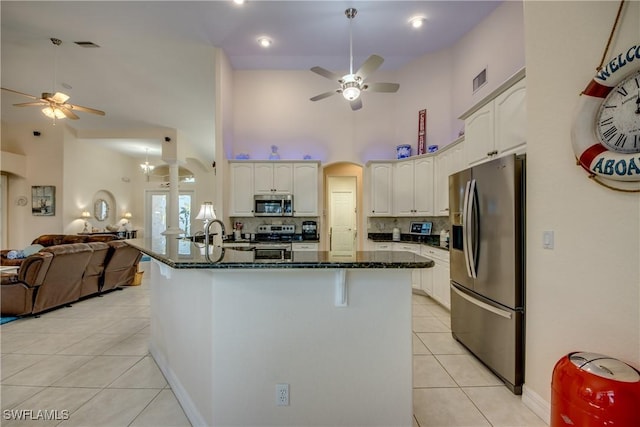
1;38;105;121
309;8;400;111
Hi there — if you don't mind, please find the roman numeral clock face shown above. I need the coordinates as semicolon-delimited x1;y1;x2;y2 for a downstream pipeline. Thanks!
596;69;640;154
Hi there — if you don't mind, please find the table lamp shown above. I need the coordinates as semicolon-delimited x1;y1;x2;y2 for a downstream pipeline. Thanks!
81;211;91;233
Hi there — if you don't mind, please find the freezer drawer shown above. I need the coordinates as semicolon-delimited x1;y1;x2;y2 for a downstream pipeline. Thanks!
450;282;524;394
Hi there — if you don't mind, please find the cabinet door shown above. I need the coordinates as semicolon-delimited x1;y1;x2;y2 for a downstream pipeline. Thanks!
435;149;451;216
495;78;526;155
374;242;393;251
369;163;393;216
466;103;495;165
253;164;274;194
292;163;318;216
229;163;254;216
393;161;415;216
273;163;293;193
433;262;451;309
413;157;434;216
292;242;319;251
420;267;434;296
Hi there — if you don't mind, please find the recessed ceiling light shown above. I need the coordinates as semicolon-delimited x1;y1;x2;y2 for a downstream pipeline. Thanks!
257;37;272;48
232;0;245;5
409;16;426;29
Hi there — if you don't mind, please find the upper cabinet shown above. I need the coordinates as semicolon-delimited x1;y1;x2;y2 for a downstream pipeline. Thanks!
462;71;526;166
393;157;434;217
229;162;255;216
434;138;466;217
292;162;319;216
368;162;393;216
254;163;293;194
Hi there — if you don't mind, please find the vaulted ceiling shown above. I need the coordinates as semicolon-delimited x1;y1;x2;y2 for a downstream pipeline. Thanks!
1;1;501;163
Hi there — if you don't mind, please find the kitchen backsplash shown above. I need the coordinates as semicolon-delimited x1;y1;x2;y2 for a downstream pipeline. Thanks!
367;216;450;236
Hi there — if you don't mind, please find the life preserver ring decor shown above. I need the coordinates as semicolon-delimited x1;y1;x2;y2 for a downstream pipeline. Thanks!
571;43;640;191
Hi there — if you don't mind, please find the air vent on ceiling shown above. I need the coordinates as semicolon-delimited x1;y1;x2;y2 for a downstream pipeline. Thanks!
473;68;487;93
74;41;100;48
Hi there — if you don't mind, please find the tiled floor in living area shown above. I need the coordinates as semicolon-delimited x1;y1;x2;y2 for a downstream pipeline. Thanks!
412;293;546;427
1;275;546;426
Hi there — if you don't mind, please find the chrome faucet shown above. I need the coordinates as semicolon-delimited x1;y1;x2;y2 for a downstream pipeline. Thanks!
204;219;226;255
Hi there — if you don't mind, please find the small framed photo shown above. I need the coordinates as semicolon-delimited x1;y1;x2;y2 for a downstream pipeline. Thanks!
32;185;55;216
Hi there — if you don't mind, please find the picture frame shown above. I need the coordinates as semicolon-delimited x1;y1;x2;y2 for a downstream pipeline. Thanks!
31;185;55;216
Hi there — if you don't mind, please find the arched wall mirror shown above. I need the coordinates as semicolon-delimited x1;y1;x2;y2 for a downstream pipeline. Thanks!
94;199;109;221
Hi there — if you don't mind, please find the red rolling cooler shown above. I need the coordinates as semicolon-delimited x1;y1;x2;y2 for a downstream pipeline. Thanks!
551;352;640;426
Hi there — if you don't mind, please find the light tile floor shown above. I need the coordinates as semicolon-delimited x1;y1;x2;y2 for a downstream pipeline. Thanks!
1;276;546;426
412;293;547;427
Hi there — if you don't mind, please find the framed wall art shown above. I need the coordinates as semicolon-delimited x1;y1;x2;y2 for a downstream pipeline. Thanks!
31;185;55;216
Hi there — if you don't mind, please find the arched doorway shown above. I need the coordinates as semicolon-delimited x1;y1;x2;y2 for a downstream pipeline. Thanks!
322;162;364;251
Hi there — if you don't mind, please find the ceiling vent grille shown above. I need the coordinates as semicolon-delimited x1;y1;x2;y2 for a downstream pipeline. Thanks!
74;41;100;48
473;68;487;93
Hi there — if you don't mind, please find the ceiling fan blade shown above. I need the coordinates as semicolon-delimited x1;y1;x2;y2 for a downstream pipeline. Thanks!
1;87;39;100
310;91;338;102
68;103;106;116
58;106;79;120
356;54;384;81
51;92;70;104
364;82;400;93
311;66;342;81
13;101;48;107
350;98;363;111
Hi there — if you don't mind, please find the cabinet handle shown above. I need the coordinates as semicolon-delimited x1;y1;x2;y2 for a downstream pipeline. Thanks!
487;150;498;156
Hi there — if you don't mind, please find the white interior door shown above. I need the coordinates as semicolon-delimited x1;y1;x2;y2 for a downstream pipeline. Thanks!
328;176;356;255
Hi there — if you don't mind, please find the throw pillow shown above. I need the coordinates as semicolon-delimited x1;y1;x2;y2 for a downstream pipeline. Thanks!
22;244;44;257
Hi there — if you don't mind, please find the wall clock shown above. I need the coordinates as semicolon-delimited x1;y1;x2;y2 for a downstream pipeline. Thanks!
571;43;640;191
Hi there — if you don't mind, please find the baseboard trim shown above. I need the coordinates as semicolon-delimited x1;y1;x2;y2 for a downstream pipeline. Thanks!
522;384;551;426
149;343;208;427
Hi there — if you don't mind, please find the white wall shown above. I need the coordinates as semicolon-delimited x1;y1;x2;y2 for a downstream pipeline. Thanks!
1;121;65;247
523;0;639;416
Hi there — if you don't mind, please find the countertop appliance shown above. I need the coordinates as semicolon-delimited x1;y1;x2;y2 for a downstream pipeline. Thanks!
254;194;293;217
449;154;525;394
301;221;318;240
410;221;432;235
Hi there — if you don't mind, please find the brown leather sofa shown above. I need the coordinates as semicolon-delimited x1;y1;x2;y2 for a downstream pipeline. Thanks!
1;240;142;316
1;234;120;267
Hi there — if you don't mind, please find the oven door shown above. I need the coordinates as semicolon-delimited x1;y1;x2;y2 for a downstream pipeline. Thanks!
254;243;292;262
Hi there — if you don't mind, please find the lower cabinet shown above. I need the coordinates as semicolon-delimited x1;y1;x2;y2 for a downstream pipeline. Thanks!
393;242;421;290
420;246;450;309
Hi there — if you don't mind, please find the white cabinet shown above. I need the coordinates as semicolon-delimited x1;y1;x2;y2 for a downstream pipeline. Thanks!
292;163;318;216
464;75;526;166
254;163;293;194
394;242;422;290
434;138;466;217
229;162;254;216
292;242;319;251
368;162;393;216
420;246;450;309
393;157;434;216
373;242;393;251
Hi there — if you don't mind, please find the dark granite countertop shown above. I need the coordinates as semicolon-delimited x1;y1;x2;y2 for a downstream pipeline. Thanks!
367;233;449;251
125;237;434;269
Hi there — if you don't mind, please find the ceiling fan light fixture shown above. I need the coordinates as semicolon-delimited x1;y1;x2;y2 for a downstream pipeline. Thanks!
42;106;65;119
342;82;360;101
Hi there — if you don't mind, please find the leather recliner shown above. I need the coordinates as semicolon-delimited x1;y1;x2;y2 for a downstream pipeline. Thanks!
102;241;143;292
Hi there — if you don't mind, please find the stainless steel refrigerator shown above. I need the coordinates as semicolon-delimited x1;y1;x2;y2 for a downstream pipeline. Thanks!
449;154;525;394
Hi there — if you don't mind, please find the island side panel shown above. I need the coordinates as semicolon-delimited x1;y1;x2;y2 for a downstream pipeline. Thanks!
149;262;413;427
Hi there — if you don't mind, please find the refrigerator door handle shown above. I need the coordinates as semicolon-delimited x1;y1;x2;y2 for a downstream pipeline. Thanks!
451;284;512;319
462;180;473;278
468;179;478;279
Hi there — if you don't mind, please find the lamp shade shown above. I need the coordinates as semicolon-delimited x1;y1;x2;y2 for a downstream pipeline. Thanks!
195;202;216;221
123;212;132;219
81;210;91;219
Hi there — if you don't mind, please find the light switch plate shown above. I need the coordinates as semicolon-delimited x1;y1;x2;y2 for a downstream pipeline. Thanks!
543;231;554;249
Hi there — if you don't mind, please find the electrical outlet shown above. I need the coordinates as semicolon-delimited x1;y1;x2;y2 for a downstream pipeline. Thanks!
276;383;289;406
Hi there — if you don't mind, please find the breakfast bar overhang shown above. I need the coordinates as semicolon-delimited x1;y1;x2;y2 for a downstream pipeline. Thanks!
126;238;434;427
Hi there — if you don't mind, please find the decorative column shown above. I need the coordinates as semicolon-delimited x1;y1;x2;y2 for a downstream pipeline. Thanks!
161;160;184;235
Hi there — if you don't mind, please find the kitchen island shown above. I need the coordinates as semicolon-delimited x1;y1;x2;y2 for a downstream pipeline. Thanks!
126;237;433;427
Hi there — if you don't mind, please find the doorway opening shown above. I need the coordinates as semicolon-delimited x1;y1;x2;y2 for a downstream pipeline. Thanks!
323;163;363;251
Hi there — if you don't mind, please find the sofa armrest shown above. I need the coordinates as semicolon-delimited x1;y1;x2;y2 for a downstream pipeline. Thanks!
1;279;35;316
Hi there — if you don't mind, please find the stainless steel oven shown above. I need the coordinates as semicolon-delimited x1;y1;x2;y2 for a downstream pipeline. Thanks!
254;194;293;217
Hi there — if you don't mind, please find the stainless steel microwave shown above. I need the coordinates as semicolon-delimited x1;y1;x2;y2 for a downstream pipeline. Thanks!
254;194;293;217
